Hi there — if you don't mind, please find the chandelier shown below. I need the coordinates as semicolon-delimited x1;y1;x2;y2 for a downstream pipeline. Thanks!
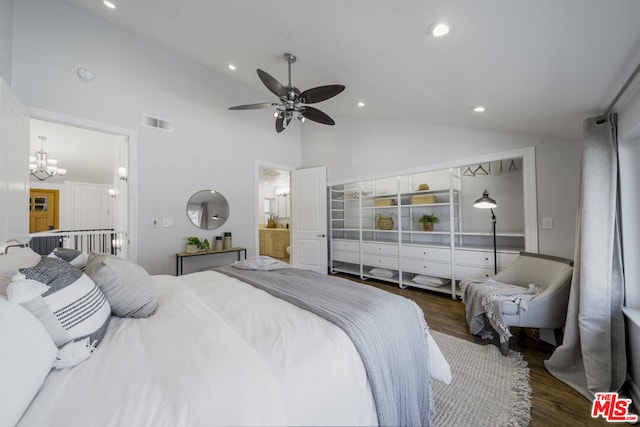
29;135;67;181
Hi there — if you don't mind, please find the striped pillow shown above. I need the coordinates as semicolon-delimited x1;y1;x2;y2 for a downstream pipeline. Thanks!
48;247;89;270
10;257;111;348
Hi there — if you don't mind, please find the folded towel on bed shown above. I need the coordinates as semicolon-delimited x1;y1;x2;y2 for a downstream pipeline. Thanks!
230;256;290;271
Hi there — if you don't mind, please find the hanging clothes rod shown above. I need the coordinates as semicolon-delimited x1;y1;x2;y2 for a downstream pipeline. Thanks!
603;61;640;117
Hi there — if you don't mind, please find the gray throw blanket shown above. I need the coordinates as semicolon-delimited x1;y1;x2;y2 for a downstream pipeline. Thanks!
460;279;546;343
215;266;433;427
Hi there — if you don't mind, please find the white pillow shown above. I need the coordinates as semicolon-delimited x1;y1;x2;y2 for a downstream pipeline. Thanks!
368;268;395;278
0;247;42;295
0;298;57;427
412;274;450;287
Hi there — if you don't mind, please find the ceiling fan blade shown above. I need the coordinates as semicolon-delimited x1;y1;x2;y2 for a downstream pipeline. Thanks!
257;69;287;98
299;85;345;104
275;116;285;133
228;102;274;110
302;106;336;125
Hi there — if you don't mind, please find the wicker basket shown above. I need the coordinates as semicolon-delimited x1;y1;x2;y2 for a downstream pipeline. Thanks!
374;198;396;207
377;214;394;230
412;195;436;205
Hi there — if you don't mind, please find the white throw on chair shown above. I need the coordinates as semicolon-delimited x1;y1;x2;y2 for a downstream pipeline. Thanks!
460;252;574;355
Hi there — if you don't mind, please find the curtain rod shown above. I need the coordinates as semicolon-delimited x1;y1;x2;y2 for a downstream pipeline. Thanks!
603;61;640;117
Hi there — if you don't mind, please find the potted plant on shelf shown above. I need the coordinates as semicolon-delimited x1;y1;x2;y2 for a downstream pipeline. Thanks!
186;237;210;253
267;214;278;228
418;214;439;231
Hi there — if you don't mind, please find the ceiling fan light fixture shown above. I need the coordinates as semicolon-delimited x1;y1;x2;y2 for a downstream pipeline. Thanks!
229;52;344;133
430;22;450;37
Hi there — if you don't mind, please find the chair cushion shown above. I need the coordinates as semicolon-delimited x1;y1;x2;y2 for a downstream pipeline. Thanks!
501;300;520;315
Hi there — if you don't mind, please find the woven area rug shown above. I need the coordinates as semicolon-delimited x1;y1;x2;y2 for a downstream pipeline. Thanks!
430;330;532;427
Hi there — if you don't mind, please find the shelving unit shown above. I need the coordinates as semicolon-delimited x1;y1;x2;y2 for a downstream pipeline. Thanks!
329;163;529;299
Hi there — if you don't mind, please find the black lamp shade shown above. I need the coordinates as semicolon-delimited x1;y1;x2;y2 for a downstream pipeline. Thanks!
473;190;497;209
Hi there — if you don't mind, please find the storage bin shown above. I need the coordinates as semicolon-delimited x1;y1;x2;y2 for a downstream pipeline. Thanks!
411;195;436;204
374;198;396;206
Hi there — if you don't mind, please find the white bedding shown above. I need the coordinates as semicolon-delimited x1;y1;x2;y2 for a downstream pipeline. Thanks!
18;270;449;426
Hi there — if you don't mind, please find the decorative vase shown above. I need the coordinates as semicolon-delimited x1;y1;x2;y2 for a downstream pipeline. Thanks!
267;220;277;228
422;222;434;232
377;213;394;230
186;244;198;253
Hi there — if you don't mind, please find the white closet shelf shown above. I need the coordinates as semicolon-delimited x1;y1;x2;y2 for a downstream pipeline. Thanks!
455;231;525;237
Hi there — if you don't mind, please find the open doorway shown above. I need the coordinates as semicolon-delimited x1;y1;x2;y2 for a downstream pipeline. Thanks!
27;116;133;259
257;164;291;262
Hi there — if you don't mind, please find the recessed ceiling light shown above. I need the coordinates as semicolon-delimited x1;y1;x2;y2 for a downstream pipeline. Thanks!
103;1;116;9
228;64;236;71
473;106;486;113
357;101;366;107
429;22;450;37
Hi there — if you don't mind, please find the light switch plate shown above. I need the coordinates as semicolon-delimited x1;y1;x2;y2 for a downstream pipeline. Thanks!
542;217;553;229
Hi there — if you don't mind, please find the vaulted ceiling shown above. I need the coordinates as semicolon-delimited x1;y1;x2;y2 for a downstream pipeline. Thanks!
63;0;640;140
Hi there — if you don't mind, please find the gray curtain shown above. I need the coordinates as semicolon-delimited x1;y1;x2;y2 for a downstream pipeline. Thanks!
544;113;626;400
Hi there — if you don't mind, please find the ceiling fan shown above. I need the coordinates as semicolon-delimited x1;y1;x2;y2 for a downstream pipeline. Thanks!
229;53;345;133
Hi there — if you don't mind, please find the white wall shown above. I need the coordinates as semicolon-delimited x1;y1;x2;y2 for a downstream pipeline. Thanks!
0;0;13;83
301;117;581;259
0;78;29;243
11;0;301;274
619;85;640;309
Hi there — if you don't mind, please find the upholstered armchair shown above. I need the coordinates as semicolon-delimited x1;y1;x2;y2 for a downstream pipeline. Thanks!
461;252;574;355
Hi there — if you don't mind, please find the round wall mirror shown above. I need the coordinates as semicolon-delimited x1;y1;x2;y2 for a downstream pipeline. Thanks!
186;190;230;230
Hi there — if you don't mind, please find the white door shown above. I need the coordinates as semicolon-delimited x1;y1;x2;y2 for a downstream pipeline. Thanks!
291;166;327;274
70;182;112;229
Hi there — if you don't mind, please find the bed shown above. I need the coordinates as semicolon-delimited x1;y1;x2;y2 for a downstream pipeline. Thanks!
0;248;450;427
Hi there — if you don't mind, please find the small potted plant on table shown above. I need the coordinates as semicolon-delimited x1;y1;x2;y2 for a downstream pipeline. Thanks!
186;237;210;253
418;214;439;231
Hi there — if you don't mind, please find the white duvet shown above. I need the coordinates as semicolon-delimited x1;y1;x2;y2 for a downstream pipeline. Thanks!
19;270;449;427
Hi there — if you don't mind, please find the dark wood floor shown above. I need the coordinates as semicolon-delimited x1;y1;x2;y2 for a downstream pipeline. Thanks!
336;274;608;427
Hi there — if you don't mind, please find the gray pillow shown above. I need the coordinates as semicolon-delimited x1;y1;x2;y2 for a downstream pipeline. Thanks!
85;253;158;318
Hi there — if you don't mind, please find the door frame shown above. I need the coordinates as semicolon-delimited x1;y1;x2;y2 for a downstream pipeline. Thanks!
255;160;295;258
27;107;139;262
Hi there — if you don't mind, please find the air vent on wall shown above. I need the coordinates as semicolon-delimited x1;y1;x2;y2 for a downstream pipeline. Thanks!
142;114;174;132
